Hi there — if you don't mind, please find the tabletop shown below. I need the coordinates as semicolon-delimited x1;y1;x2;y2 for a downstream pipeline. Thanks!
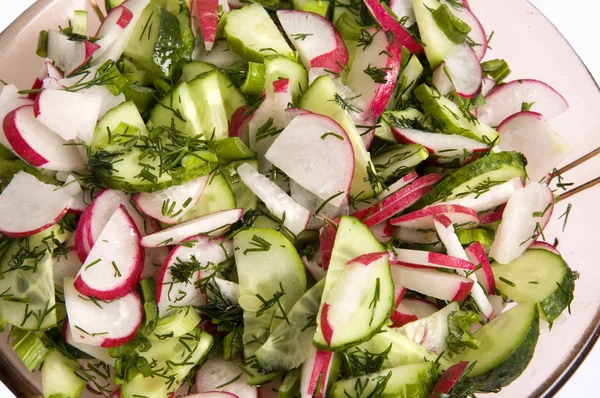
0;0;598;397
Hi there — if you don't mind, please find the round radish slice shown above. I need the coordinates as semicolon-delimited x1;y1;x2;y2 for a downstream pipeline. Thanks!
0;84;33;150
441;0;487;60
391;297;438;327
437;177;523;213
392;248;476;271
478;79;568;127
53;248;83;286
444;42;482;98
0;172;72;238
377;170;419;201
47;30;101;76
3;105;85;171
391;127;490;159
96;5;134;38
390;204;479;229
134;175;210;224
529;241;561;255
156;236;233;316
390;265;473;302
363;0;423;54
74;205;144;300
228;105;252;145
465;242;495;295
140;208;243;248
389;0;416;26
195;357;256;397
64;277;142;348
74;209;93;262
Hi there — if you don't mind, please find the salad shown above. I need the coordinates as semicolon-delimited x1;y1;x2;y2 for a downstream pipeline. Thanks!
0;0;579;397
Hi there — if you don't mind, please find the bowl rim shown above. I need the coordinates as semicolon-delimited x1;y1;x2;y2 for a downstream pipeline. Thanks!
0;0;599;397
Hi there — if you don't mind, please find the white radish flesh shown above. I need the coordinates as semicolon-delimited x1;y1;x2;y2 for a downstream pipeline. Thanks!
465;242;495;295
194;357;257;397
390;204;479;229
300;346;335;398
390;265;473;302
392;247;476;271
437;177;523;213
0;84;33;150
47;31;100;76
391;127;490;158
443;43;482;98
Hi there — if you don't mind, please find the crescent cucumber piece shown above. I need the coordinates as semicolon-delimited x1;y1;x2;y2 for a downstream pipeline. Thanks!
179;172;236;222
264;55;308;104
41;350;85;398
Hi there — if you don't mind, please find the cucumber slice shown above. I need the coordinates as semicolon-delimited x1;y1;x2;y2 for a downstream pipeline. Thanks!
124;85;156;114
149;81;204;136
492;249;576;324
412;0;455;67
456;227;495;248
302;1;330;16
92;101;149;153
188;71;229;140
300;75;376;200
124;4;183;78
332;362;436;398
105;0;125;12
456;304;539;391
255;279;325;371
179;173;236;222
251;209;319;248
150;306;201;339
390;55;424;110
10;328;53;372
41;351;85;398
377;109;427;142
241;62;266;96
408;151;527;210
121;329;214;398
373;144;429;182
415;84;499;144
234;228;307;357
225;3;295;63
181;62;247;119
313;217;394;349
279;368;302;397
264;55;308;105
222;160;259;212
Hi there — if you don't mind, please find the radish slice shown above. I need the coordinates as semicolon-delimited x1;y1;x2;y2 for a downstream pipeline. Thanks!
265;111;354;208
34;88;103;142
319;219;338;271
390;265;473;302
53;248;83;285
346;28;402;122
133;176;210;224
156;236;233;316
277;10;349;74
490;182;554;264
61;175;88;214
96;5;134;38
303;256;326;282
300;346;335;398
194;357;257;397
478;79;568;127
46;31;101;76
391;297;438;327
393;227;440;245
389;0;416;26
481;77;496;96
433;217;493;318
140;208;243;248
228;105;251;145
437;177;524;213
390;204;479;229
529;241;561;255
3;105;85;171
430;361;471;396
391;127;490;159
392;247;476;271
432;63;454;96
363;0;423;54
480;205;505;225
465;242;495;295
440;0;487;60
28;59;64;100
496;111;572;182
370;221;393;243
62;321;115;366
290;180;346;230
377;170;419;201
0;84;33;151
0;172;72;238
193;0;219;51
236;163;310;236
74;205;144;300
443;43;482;98
64;277;142;347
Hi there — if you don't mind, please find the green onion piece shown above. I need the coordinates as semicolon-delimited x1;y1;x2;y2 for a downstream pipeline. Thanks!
72;10;88;36
97;60;129;95
335;13;362;41
279;368;302;398
432;4;472;44
240;62;266;96
302;0;330;17
139;277;158;337
10;328;53;371
36;30;49;58
481;59;512;84
213;137;257;164
149;306;201;340
153;77;172;96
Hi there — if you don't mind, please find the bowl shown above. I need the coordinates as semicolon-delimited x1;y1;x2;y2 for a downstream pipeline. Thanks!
0;0;599;396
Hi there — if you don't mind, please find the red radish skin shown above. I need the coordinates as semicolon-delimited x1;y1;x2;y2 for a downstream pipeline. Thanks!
362;0;423;54
96;6;134;37
28;59;64;100
194;0;219;51
530;241;561;255
348;252;387;266
228;105;252;145
391;265;474;302
429;361;470;397
320;303;334;346
391;297;438;327
377;170;419;201
392;248;476;271
303;256;326;281
305;349;334;398
319;218;339;270
272;78;289;93
480;205;505;224
390;204;479;229
74;210;93;261
465;242;495;295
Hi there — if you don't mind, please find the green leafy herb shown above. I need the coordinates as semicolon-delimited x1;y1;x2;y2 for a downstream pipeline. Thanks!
446;310;481;357
363;64;391;84
498;276;516;287
290;33;313;41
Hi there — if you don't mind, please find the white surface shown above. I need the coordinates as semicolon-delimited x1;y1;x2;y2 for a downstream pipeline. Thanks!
0;0;598;397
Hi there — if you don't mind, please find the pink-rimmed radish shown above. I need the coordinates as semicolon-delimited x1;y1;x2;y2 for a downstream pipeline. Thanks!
290;180;347;230
0;85;33;151
443;43;482;98
496;111;572;182
432;216;493;318
236;163;310;235
277;10;349;75
28;59;64;100
228;105;252;145
156;236;233;316
46;31;101;76
377;170;419;201
529;241;561;255
487;294;504;319
391;297;438;327
303;256;326;282
432;63;454;96
490;182;554;264
481;77;496;96
391;127;490;160
96;5;134;38
265;111;354;209
393;227;440;245
300;346;335;398
429;361;471;397
465;242;495;295
74;205;144;300
75;210;93;262
34;88;102;142
437;177;523;213
193;0;219;52
440;0;487;60
390;204;479;229
61;175;88;214
370;221;393;243
389;0;416;26
62;321;115;366
194;357;256;397
391;247;476;271
0;172;73;238
478;79;568;127
480;205;505;225
133;176;210;224
64;277;142;347
346;28;402;123
3;105;86;171
140;208;243;248
363;0;423;54
390;265;473;302
319;219;338;271
53;248;83;285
